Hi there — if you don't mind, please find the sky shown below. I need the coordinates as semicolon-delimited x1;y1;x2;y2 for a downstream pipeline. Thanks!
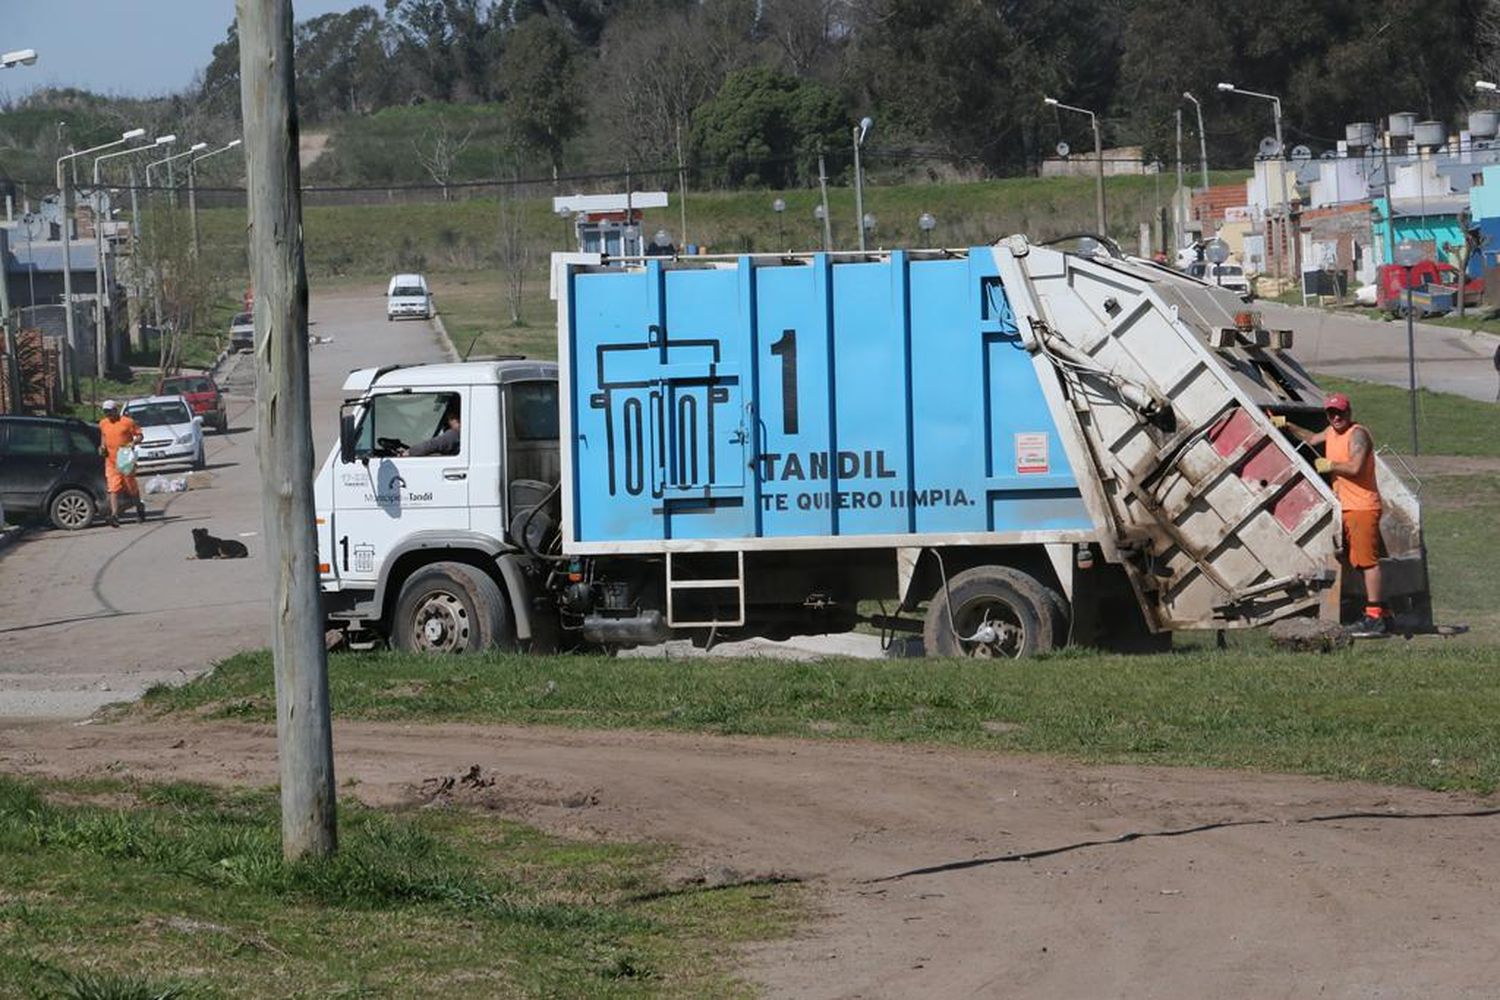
1;0;371;98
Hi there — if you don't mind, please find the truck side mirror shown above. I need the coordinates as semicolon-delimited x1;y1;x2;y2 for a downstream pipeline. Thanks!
339;407;358;464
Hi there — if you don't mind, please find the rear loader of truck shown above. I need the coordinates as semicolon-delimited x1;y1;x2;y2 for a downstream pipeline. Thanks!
317;238;1440;657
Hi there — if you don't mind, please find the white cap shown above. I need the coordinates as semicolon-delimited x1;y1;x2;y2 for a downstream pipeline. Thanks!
101;399;119;411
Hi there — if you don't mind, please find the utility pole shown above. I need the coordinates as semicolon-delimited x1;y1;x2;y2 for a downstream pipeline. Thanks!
188;162;200;258
237;0;337;861
817;150;832;250
675;122;689;250
1092;114;1106;237
1175;109;1185;250
127;164;142;352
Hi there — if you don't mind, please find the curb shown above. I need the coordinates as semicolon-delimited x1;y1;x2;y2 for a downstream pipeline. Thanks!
430;310;459;362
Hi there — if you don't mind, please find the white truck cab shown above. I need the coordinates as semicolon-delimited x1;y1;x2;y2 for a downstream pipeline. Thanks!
316;360;560;652
385;273;433;321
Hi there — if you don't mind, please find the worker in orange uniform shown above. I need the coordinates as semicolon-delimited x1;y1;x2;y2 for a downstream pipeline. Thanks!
1278;392;1387;635
98;399;146;528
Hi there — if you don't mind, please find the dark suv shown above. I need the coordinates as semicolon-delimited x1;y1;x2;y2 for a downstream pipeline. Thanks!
0;416;108;530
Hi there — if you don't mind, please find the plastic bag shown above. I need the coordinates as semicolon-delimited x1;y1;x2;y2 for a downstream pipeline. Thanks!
115;445;138;476
144;475;187;494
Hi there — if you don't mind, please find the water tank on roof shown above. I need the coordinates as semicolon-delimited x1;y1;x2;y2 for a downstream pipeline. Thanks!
1413;120;1446;148
1387;112;1417;138
1346;122;1376;148
1470;109;1499;139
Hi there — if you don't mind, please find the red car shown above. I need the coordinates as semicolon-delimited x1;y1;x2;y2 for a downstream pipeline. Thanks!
156;373;229;433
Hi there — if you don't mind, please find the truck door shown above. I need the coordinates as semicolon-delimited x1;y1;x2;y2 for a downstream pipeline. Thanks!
329;388;470;586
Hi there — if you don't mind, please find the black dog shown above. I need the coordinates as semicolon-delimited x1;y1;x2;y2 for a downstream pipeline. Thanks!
191;527;249;560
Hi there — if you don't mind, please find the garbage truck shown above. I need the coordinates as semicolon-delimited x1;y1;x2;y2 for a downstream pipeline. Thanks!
315;237;1437;657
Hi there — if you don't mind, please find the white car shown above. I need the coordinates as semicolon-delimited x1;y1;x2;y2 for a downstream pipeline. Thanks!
124;395;205;471
1187;261;1253;300
386;273;433;321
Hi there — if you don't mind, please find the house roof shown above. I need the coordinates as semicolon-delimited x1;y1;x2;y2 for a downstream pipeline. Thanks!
3;239;99;274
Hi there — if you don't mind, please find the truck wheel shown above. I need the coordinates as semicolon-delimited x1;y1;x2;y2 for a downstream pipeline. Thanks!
48;488;96;531
392;561;514;655
922;565;1061;659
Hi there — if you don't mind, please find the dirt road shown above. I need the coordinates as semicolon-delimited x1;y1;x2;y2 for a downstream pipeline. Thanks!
4;718;1496;999
0;289;451;717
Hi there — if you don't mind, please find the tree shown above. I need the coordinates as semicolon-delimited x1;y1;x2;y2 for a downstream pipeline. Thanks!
295;7;390;119
691;67;847;188
412;118;477;199
494;16;582;172
496;165;529;326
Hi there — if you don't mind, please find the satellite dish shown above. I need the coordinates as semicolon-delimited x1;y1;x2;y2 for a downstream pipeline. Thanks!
1320;150;1337;160
1205;238;1231;264
19;213;46;240
1055;141;1071;158
1291;145;1313;162
1258;136;1283;158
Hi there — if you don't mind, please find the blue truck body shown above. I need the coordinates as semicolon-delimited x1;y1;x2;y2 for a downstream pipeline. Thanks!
564;252;1092;549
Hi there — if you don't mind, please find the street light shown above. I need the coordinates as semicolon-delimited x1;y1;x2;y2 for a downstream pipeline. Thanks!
813;203;830;251
187;138;242;258
772;196;786;248
1218;82;1287;285
146;141;208;203
1044;96;1106;236
56;127;147;375
0;49;38;68
862;212;876;244
853;115;873;251
1181;91;1210;190
918;211;936;248
90;134;174;373
1476;80;1499;93
1394;238;1423;455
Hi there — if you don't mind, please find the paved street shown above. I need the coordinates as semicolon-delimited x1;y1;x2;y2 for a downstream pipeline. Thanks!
1259;301;1500;403
0;287;451;718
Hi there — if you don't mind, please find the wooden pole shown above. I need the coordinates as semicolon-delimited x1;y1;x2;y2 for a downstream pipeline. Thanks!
236;0;337;861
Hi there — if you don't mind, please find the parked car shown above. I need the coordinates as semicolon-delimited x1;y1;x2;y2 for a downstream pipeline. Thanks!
386;273;433;321
0;415;107;530
157;372;228;433
1187;261;1253;300
228;311;255;349
123;395;205;471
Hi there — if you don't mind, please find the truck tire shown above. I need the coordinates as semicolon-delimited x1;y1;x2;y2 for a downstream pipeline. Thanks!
391;561;514;655
48;488;96;531
922;565;1061;659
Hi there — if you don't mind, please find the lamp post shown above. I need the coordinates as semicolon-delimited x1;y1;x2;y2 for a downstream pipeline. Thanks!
1181;91;1210;190
0;47;36;358
1476;80;1498;94
92;134;174;372
1218;82;1286;284
772;197;786;249
862;212;876;246
146;143;206;331
1394;239;1423;455
1044;96;1106;235
57;127;146;374
814;204;830;251
853;116;872;251
918;211;936;248
188;139;241;258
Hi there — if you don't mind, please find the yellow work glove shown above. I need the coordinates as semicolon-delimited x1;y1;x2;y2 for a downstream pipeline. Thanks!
1314;457;1333;474
1269;415;1288;428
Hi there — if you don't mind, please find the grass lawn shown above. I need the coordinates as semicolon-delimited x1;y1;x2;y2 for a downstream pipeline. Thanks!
1316;375;1499;459
0;777;799;999
138;643;1500;794
430;273;556;362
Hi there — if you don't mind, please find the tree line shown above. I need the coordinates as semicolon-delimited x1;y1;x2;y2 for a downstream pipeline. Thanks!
7;0;1500;193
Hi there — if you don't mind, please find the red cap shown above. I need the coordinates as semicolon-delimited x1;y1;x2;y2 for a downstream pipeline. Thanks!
1324;391;1351;413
